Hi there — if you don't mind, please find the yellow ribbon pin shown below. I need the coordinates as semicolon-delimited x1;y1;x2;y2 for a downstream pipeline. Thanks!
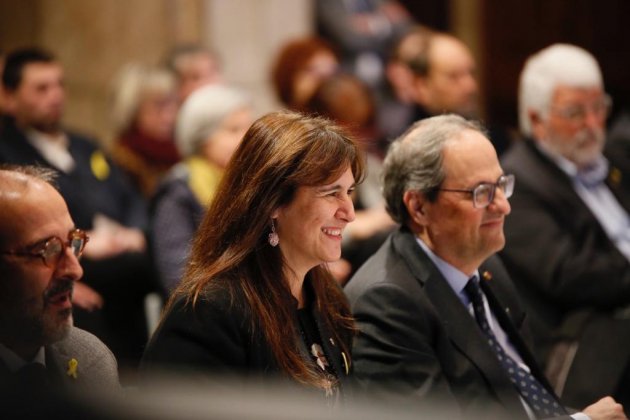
90;151;110;181
67;358;78;379
609;166;622;188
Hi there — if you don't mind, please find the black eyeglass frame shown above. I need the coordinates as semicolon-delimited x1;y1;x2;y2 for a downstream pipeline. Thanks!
436;174;515;208
1;229;89;267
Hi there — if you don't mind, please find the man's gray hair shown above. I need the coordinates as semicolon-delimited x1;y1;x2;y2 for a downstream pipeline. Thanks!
382;114;484;224
519;43;603;136
175;84;250;158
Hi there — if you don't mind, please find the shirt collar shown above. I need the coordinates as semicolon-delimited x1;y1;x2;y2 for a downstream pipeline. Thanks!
416;237;479;306
534;141;609;187
25;128;75;173
0;342;46;372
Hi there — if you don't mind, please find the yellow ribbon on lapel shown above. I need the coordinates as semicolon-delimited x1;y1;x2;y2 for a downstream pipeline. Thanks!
67;358;78;379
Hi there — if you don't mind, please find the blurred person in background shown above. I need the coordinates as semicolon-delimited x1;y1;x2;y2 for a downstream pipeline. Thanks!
151;84;252;295
165;43;223;103
110;63;180;198
315;0;412;91
398;31;512;155
271;36;339;112
501;43;630;409
380;25;434;140
142;111;363;404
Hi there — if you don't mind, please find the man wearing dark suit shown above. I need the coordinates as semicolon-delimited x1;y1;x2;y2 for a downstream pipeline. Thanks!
0;48;156;370
500;44;630;409
0;166;119;391
345;114;625;419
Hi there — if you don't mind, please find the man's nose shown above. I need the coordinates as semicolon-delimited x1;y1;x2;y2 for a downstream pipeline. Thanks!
54;247;83;282
490;187;511;215
583;105;606;130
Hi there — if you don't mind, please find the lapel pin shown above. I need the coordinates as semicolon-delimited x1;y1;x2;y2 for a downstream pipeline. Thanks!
66;358;78;379
482;271;492;281
609;166;622;188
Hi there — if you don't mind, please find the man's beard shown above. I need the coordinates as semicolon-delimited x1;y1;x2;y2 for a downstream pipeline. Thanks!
41;278;75;343
0;279;74;348
545;126;606;169
32;119;63;136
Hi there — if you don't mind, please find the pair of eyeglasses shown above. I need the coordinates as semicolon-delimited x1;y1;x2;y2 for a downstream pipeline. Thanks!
550;94;612;124
437;174;515;208
1;229;89;267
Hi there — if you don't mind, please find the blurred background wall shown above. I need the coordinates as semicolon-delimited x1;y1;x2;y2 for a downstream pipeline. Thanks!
1;0;628;144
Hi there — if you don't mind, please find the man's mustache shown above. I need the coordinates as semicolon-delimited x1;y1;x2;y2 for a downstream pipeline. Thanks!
44;279;74;301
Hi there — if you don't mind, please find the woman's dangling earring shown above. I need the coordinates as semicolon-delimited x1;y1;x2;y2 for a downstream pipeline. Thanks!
268;218;279;247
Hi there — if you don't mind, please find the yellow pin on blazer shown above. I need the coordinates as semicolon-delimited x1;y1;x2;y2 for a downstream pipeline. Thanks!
67;358;78;379
482;271;492;281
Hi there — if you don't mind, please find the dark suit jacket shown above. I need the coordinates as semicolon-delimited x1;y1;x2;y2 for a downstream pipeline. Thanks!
0;116;147;230
500;139;630;407
141;279;352;397
0;327;119;390
0;117;156;366
345;227;559;419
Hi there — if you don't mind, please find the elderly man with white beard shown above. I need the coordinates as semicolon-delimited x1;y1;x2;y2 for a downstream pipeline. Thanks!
0;165;118;393
500;44;630;411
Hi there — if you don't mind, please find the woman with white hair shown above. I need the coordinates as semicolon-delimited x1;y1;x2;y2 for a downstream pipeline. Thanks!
151;84;252;293
110;63;180;197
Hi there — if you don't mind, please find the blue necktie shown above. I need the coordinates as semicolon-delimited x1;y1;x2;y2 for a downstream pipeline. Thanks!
465;277;567;418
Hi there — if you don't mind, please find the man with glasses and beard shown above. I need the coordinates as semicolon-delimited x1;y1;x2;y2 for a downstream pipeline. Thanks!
0;165;118;392
500;44;630;409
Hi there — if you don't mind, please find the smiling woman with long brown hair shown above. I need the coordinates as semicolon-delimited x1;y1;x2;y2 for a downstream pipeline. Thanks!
142;110;364;402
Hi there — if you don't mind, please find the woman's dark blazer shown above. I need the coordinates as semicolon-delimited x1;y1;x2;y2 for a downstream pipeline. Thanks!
141;280;352;392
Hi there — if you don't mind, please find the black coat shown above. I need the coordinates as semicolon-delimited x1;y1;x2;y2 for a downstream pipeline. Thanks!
500;139;630;407
141;279;353;396
0;117;148;231
345;227;564;419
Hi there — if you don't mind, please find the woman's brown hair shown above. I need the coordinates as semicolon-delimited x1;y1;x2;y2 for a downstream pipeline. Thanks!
168;110;365;388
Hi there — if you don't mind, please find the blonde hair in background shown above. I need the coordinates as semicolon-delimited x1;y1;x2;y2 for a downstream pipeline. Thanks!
110;62;176;137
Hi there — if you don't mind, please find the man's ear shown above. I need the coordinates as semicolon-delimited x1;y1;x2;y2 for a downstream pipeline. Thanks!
1;88;17;114
412;75;431;107
528;109;547;141
403;190;429;226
